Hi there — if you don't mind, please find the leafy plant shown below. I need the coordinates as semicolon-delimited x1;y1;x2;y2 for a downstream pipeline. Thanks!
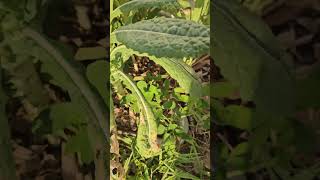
0;0;109;178
212;0;320;179
110;0;210;178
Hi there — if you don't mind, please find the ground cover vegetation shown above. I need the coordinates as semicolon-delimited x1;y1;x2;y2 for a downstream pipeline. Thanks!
212;0;320;179
1;0;319;179
110;0;210;179
0;0;110;179
0;0;211;179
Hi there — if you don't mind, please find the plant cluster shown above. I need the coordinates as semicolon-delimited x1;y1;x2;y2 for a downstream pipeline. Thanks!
110;0;210;179
212;0;320;179
0;0;109;179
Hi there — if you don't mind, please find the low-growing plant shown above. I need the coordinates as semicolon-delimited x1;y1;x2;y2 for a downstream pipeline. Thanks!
212;0;320;179
110;0;210;178
0;0;109;178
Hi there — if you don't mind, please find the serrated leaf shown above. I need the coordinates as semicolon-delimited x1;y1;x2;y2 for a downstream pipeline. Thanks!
114;17;209;59
111;70;160;158
211;0;294;116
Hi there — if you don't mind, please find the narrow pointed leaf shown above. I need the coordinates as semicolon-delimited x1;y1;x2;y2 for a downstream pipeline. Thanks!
111;70;160;158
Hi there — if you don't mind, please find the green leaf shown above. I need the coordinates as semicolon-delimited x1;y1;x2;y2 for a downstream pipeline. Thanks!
49;103;87;134
230;142;249;157
111;0;180;20
64;127;94;164
175;169;201;180
190;0;210;22
163;101;176;110
213;100;252;130
114;17;209;59
111;46;203;99
86;60;109;105
211;0;294;116
21;27;109;141
111;70;160;158
151;57;202;97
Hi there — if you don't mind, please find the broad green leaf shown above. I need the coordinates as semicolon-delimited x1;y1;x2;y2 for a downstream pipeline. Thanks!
111;70;160;158
21;27;109;141
13;28;109;174
151;57;202;97
211;0;294;116
213;100;252;130
111;0;180;20
49;103;87;134
86;60;115;131
0;66;17;180
48;103;95;163
5;26;108;167
86;60;109;105
114;17;209;59
64;127;94;164
111;46;203;98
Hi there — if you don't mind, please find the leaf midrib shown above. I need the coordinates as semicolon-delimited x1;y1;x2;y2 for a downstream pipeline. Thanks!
23;27;108;140
113;29;209;39
212;0;292;78
113;70;155;146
